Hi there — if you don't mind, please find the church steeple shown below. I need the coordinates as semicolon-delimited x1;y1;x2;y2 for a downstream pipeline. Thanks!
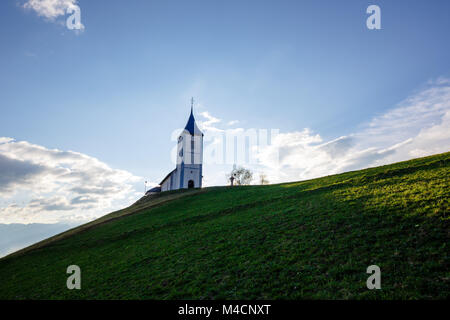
183;97;203;136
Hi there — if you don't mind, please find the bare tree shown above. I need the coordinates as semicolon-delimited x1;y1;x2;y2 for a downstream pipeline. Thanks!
227;166;253;186
259;173;269;185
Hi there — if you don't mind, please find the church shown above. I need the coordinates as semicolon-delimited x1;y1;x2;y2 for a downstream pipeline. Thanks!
148;100;204;194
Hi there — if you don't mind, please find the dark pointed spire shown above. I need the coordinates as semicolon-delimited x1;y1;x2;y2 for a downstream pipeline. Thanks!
184;97;202;135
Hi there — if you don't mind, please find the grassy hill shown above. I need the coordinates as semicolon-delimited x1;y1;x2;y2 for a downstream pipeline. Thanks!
0;152;448;299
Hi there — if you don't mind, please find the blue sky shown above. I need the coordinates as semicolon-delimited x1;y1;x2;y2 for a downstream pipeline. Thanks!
0;0;449;255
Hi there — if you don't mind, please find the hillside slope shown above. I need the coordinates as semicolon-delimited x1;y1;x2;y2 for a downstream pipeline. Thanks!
0;152;449;299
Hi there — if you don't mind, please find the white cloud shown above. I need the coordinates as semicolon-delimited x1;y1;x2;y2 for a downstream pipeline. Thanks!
22;0;84;31
198;78;450;185
23;0;78;19
0;137;14;144
357;81;450;149
198;111;222;132
0;139;141;224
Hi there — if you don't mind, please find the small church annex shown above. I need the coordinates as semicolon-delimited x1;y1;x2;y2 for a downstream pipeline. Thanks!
148;100;204;194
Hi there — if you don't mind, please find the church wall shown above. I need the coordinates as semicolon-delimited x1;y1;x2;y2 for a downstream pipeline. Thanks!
182;165;201;188
161;169;177;192
161;178;170;192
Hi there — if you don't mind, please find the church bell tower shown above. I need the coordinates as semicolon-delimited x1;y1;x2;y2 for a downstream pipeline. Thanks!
176;98;203;189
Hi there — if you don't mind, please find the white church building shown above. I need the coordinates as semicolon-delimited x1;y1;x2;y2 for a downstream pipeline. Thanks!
158;102;204;192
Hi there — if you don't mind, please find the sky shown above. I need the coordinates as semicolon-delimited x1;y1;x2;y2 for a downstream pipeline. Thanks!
0;0;449;256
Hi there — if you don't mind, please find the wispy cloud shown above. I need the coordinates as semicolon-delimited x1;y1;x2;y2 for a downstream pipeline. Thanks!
257;79;450;183
198;111;222;132
227;120;239;126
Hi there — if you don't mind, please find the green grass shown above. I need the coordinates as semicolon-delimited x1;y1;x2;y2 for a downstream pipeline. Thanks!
0;152;449;299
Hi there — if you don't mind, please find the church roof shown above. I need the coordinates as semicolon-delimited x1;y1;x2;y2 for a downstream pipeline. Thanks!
159;168;176;185
184;107;203;136
146;186;161;194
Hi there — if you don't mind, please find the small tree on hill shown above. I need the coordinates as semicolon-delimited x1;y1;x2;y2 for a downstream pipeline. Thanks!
227;166;253;186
